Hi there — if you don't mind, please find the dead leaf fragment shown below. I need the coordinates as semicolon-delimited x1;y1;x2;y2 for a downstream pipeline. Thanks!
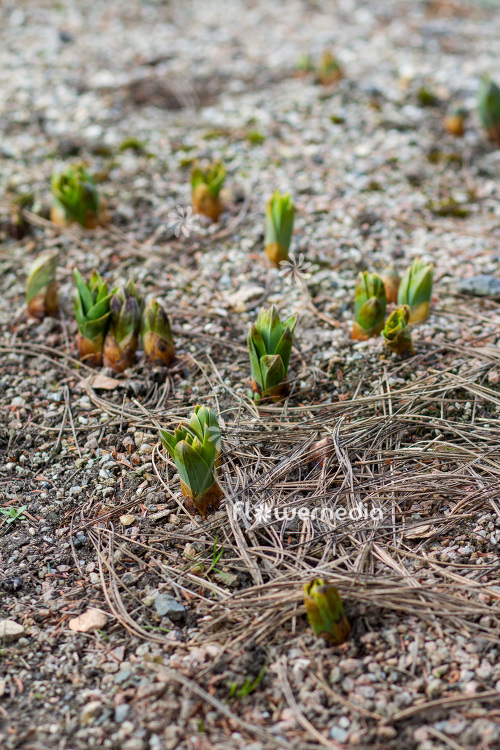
79;373;123;391
405;524;433;539
68;608;108;633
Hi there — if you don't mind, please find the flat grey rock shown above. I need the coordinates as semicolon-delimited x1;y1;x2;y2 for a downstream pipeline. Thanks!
456;275;500;298
154;594;186;623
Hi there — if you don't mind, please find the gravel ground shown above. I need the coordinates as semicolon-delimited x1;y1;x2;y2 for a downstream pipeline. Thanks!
2;1;500;749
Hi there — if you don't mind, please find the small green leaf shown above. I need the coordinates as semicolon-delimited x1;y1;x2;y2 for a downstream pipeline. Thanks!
26;253;58;305
260;355;286;393
175;441;214;498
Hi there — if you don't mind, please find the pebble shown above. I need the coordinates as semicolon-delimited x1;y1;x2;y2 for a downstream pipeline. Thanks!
120;514;136;526
122;739;146;750
68;608;108;633
330;726;349;742
80;701;104;725
457;275;500;298
114;667;132;684
225;285;265;312
114;704;130;723
154;595;186;623
426;678;443;698
0;619;25;641
436;717;466;735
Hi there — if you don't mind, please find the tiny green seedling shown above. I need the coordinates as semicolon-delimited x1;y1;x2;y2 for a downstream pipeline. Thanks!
230;665;266;699
0;505;27;524
206;535;225;577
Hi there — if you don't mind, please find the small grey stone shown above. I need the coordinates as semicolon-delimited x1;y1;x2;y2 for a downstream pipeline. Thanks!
457;275;500;298
154;594;186;623
114;703;130;723
114;666;132;684
330;726;349;742
426;678;443;698
436;717;466;735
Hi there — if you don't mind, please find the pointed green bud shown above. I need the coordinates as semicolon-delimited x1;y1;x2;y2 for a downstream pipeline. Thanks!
175;440;214;496
397;259;433;323
248;305;297;401
159;405;222;518
379;267;400;304
383;305;414;355
444;105;467;137
352;272;386;339
260;355;286;394
159;428;181;460
265;191;295;267
304;579;350;645
26;252;59;320
124;278;144;312
191;160;226;196
189;405;221;458
103;281;142;372
141;299;174;367
73;268;115;366
478;76;500;143
296;54;315;73
51;163;108;228
257;305;284;353
317;51;343;86
191;161;226;222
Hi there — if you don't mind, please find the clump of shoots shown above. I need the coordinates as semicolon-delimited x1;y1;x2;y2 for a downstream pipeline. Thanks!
141;299;174;367
478;76;500;144
248;305;297;402
296;53;315;74
191;161;226;222
188;404;221;467
159;405;222;518
382;305;414;355
51;163;109;228
103;280;142;373
264;190;295;267
444;105;467;137
26;252;59;321
397;258;433;323
379;267;400;305
304;579;350;645
351;272;386;341
317;52;343;85
73;269;115;367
